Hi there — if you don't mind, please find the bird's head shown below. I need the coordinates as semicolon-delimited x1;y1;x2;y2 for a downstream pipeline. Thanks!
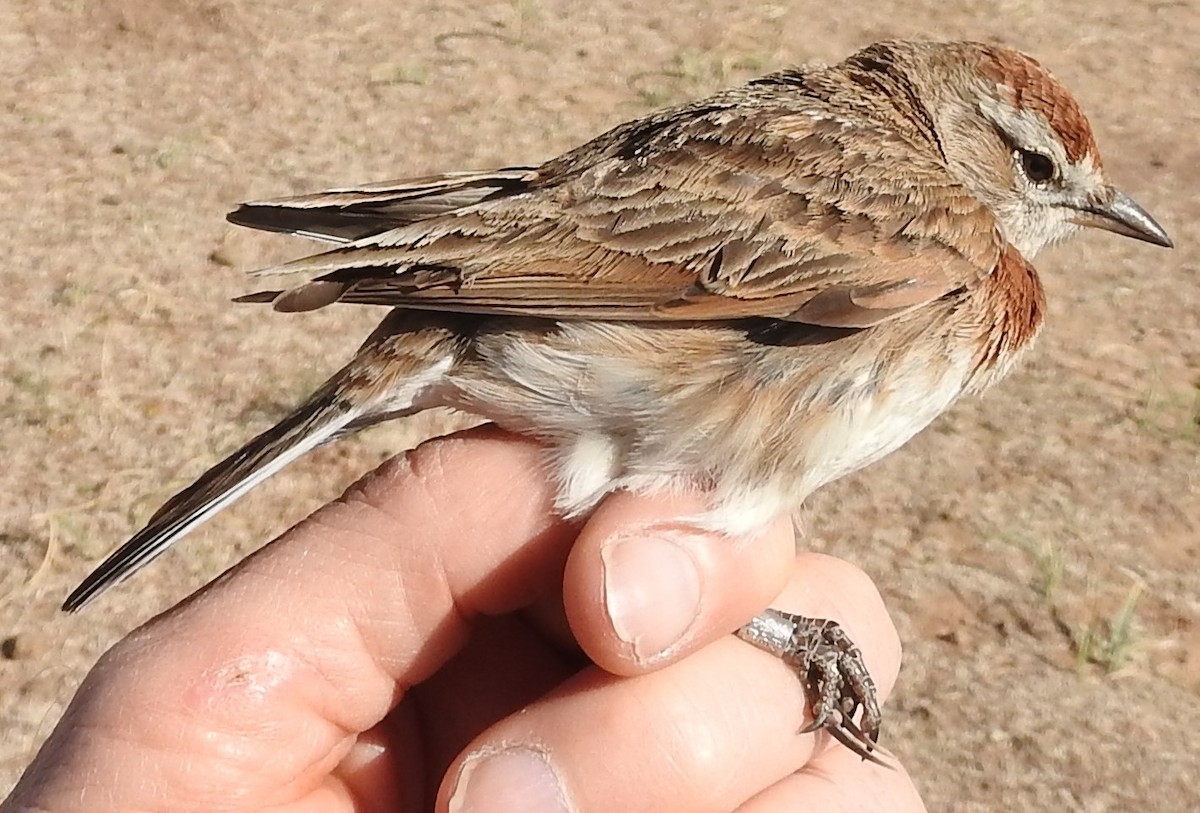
894;41;1173;257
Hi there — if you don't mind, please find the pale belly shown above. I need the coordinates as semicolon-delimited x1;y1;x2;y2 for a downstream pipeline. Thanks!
448;319;976;536
668;347;973;535
794;352;972;494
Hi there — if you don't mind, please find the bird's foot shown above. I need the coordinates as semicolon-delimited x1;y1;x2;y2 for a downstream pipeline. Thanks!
737;608;888;765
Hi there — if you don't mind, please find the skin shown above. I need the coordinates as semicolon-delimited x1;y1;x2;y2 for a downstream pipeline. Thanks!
4;427;924;813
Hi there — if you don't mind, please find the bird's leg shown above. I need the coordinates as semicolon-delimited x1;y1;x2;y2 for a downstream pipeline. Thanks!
736;609;887;765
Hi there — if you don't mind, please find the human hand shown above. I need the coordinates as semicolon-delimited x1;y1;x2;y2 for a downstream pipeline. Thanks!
2;427;925;812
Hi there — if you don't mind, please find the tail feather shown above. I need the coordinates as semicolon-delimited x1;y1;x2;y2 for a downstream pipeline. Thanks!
62;386;360;612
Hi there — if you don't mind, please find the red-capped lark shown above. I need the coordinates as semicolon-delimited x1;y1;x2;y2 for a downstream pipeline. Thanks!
65;40;1173;759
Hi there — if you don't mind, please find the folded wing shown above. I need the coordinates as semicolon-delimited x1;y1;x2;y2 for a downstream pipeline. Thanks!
233;95;1005;327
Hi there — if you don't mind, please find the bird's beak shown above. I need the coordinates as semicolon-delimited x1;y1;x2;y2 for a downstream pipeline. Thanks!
1070;188;1174;248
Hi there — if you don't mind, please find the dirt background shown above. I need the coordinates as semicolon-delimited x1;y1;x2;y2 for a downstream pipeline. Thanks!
2;0;1197;809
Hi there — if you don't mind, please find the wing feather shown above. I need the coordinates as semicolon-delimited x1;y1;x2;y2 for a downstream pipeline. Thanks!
234;86;1004;327
228;168;540;244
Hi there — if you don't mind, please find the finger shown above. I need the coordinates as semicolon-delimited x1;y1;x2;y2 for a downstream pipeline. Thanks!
439;553;902;813
563;491;796;673
737;747;927;813
7;427;581;813
337;613;578;813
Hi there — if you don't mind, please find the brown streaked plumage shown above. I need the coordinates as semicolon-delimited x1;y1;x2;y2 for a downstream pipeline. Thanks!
64;40;1172;758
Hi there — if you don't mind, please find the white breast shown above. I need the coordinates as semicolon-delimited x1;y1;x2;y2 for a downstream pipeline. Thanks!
691;350;975;536
803;354;971;488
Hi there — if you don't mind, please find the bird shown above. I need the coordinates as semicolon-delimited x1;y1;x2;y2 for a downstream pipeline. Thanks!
63;39;1172;758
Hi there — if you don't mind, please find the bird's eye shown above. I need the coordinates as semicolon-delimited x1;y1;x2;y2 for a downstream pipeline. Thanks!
1018;149;1057;184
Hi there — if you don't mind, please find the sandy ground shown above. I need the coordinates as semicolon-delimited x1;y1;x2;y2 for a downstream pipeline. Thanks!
2;1;1198;809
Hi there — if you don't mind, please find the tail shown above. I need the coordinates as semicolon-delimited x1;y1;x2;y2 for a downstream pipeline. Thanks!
62;380;367;611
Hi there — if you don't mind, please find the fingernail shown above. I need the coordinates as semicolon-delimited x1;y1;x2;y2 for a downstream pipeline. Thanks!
602;531;702;661
448;747;571;813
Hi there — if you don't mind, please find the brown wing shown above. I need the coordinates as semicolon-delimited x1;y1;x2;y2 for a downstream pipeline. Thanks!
236;92;1004;326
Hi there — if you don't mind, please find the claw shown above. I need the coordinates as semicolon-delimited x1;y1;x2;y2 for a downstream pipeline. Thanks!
799;717;826;735
826;717;895;768
736;609;891;765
